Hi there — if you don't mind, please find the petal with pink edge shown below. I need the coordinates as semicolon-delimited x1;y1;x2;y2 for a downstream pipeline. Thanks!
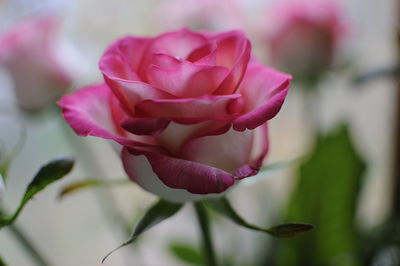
233;63;291;131
58;84;159;150
135;94;241;121
122;149;230;202
233;123;269;179
142;152;235;194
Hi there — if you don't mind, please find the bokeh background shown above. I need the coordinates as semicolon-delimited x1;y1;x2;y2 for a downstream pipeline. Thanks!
0;0;398;265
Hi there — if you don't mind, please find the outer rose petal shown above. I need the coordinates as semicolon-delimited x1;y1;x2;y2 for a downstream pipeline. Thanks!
233;63;291;131
122;149;235;197
58;84;158;150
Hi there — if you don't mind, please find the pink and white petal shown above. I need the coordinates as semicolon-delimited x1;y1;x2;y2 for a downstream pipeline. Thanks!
135;94;241;120
212;31;251;95
143;151;235;194
58;84;159;150
122;149;231;202
234;123;269;179
180;127;254;173
156;120;231;155
147;60;229;97
233;63;291;131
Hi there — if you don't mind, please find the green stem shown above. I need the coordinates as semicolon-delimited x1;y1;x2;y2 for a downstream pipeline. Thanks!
8;223;51;266
194;202;218;266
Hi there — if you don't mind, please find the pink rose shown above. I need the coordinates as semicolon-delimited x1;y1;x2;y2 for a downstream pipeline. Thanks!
59;29;291;202
266;0;345;84
0;16;73;111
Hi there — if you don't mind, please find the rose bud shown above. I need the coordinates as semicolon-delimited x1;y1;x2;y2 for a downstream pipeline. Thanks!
59;29;291;202
0;15;73;111
266;0;345;87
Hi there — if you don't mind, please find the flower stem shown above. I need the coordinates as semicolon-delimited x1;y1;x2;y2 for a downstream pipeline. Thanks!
194;202;218;266
8;223;51;266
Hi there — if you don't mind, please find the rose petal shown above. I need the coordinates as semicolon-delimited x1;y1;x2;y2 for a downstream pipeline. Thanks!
147;60;229;97
99;36;150;80
103;76;175;115
234;123;269;179
138;151;235;194
180;128;254;173
138;28;208;80
121;117;169;136
135;94;241;121
233;63;291;131
122;149;227;202
58;84;159;150
156;120;231;155
211;31;251;95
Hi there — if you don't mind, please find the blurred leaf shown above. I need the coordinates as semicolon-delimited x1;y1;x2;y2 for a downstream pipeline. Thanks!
102;199;183;263
205;197;314;238
58;179;131;200
353;64;400;85
169;242;205;265
274;124;366;266
0;255;6;266
267;223;315;238
0;155;74;227
0;128;26;180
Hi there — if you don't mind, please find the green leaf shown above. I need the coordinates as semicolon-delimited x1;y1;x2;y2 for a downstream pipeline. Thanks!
205;197;314;238
0;155;74;227
169;242;205;265
102;199;184;263
58;179;131;200
275;124;366;266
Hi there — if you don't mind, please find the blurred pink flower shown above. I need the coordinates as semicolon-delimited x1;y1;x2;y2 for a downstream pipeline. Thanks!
59;29;291;202
0;16;73;111
156;0;246;31
266;0;346;85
